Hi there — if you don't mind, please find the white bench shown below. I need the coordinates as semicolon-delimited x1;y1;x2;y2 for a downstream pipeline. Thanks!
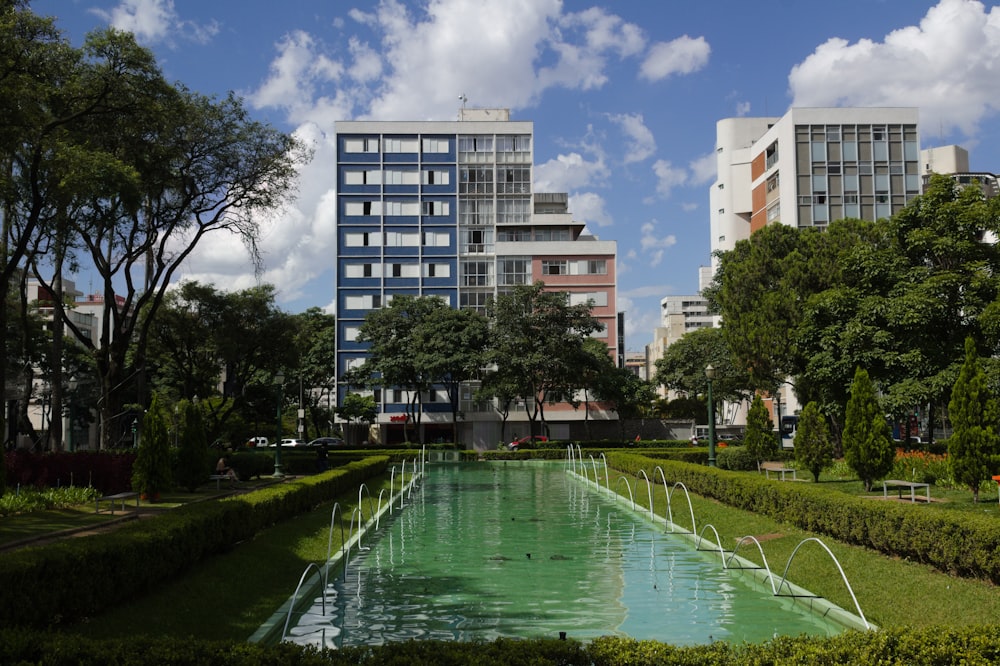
883;479;930;503
95;491;139;514
759;461;797;481
209;474;236;490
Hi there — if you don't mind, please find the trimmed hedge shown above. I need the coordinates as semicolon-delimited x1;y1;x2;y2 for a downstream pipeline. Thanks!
1;626;1000;664
0;456;389;629
606;452;1000;584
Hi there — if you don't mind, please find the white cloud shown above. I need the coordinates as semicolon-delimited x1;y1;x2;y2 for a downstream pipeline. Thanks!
639;220;677;267
534;152;609;192
735;101;751;116
687;152;716;185
639;35;711;81
681;202;699;212
789;0;1000;138
569;192;614;227
608;113;656;163
93;0;218;46
651;159;687;198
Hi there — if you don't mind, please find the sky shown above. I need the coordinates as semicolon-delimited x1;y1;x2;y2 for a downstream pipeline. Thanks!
31;0;1000;350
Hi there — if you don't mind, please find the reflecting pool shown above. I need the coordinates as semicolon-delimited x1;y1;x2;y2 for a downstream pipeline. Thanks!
281;461;846;647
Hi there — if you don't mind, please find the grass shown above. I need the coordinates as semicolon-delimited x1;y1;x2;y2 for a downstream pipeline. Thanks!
60;474;396;642
13;458;1000;643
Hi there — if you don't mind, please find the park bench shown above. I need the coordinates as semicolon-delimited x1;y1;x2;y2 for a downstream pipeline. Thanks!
759;461;797;481
882;479;931;503
95;491;139;514
209;474;236;490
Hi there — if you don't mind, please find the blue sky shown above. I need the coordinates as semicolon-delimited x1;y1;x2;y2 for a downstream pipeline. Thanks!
33;0;1000;349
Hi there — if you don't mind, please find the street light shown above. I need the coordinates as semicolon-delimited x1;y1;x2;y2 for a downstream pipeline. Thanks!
273;371;285;477
705;364;717;468
67;376;77;453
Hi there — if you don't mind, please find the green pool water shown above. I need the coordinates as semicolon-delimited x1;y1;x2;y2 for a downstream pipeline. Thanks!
282;461;847;647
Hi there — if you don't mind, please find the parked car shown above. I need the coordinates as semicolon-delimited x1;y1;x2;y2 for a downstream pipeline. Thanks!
307;437;347;449
246;436;269;448
278;438;307;448
508;435;548;450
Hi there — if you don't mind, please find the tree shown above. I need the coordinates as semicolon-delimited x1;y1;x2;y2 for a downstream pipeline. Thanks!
356;295;444;444
412;305;489;445
485;282;601;438
843;367;894;491
653;326;750;407
28;30;303;449
291;307;338;441
595;369;656;439
337;393;376;446
947;337;1000;502
743;394;778;464
175;398;209;492
794;401;833;482
131;393;171;499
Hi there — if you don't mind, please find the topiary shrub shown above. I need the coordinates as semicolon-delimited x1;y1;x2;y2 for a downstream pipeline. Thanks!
131;394;172;500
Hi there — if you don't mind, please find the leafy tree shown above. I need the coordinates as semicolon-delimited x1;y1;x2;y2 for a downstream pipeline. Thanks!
24;30;303;449
794;401;834;482
175;399;209;492
411;305;489;445
145;282;297;443
291;307;338;440
484;282;601;438
843;367;894;491
356;295;444;444
653;326;750;406
337;393;376;446
947;337;1000;502
594;367;657;439
131;394;171;498
743;394;778;464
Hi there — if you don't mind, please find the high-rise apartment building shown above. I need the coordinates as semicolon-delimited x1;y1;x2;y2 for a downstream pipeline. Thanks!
710;108;921;269
335;110;617;446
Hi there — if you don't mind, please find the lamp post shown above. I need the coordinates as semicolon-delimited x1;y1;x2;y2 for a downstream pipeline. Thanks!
273;371;285;477
705;364;717;468
67;376;77;453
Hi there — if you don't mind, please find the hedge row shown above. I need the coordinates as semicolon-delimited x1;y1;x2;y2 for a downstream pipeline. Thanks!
3;450;136;494
0;456;390;629
606;452;1000;584
1;626;999;664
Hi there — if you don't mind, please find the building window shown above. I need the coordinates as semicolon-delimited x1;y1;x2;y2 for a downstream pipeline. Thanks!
766;173;779;192
344;232;380;247
497;198;530;224
459;199;493;225
344;201;381;216
421;201;450;216
766;201;780;222
586;260;607;275
459;167;494;194
344;169;381;185
499;258;529;286
384;231;420;247
344;263;380;278
384;200;420;216
422;231;450;247
461;261;493;286
497;166;531;194
568;291;608;307
383;137;418;153
384;170;419;185
460;291;490;312
765;141;779;169
424;263;450;278
461;228;493;254
344;327;360;342
345;294;382;310
422;169;449;185
541;260;567;275
533;228;570;242
344;138;378;153
422;138;449;153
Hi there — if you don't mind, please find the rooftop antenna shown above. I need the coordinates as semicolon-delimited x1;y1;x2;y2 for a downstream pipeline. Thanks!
458;94;468;120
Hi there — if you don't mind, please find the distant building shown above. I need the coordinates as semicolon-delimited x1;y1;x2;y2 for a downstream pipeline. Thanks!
334;110;618;447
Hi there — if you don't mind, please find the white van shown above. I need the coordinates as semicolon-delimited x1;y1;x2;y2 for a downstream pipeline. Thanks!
246;436;269;448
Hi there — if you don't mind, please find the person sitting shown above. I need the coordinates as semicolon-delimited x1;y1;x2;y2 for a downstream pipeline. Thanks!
216;455;239;482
